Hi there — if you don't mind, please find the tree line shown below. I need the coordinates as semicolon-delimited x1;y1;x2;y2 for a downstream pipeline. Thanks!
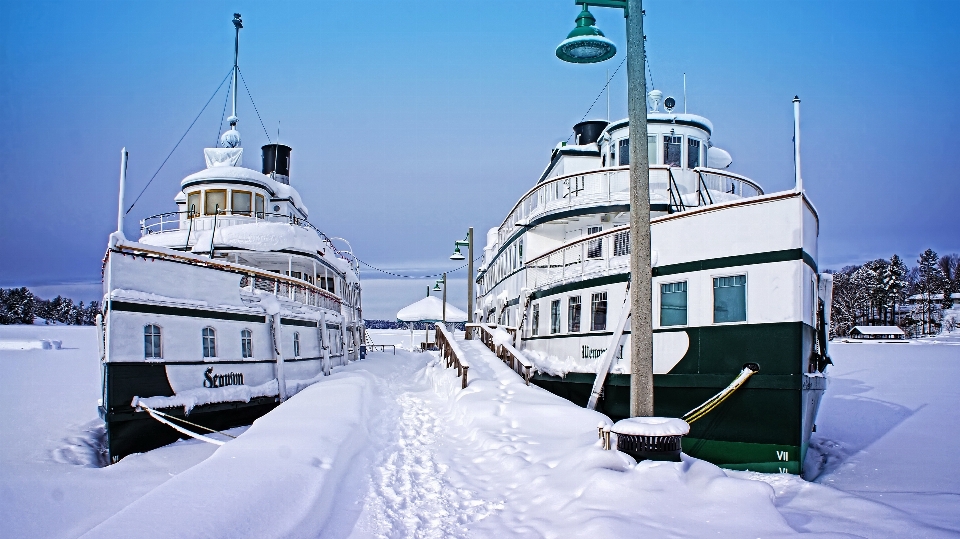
829;249;959;337
0;288;101;325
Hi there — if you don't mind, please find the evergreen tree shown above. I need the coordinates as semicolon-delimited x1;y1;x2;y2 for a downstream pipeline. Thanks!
884;254;909;326
914;249;947;334
1;288;36;324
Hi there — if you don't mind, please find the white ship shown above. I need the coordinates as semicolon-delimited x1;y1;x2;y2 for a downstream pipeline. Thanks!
474;93;832;475
98;14;363;462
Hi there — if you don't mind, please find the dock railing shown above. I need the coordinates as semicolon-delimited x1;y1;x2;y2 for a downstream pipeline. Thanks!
435;323;469;389
466;323;533;385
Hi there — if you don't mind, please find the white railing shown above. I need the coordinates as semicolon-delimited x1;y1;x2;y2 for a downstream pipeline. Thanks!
239;274;342;312
495;166;764;248
525;225;631;290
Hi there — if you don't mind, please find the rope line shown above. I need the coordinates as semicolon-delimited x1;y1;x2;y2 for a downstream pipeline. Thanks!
216;76;233;146
238;69;271;143
681;366;758;424
566;56;627;143
138;404;226;446
125;68;234;215
356;255;482;279
142;404;238;439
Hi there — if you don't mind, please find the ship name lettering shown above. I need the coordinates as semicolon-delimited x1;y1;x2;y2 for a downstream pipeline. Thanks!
204;367;244;388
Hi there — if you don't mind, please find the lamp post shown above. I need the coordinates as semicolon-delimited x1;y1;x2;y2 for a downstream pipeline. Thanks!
450;227;474;324
556;0;653;417
433;273;447;324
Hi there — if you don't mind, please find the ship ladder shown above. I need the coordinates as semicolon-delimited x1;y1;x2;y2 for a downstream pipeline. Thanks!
681;364;759;424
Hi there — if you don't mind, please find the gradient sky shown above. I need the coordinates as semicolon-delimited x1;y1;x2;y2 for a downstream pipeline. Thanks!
1;0;958;318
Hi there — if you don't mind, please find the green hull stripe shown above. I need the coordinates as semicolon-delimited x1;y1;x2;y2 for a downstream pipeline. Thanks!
110;301;266;323
683;438;804;474
532;371;824;391
653;248;817;277
530;273;630;300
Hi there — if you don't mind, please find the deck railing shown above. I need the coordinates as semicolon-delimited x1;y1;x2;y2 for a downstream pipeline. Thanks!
525;225;630;290
467;323;532;384
239;274;341;311
435;324;470;389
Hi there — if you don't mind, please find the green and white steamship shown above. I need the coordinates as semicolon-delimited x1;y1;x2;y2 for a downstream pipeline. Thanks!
474;95;831;475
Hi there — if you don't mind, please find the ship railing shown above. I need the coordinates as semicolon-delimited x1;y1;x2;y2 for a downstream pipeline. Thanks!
691;168;764;205
140;210;360;278
525;225;631;290
239;274;342;311
495;166;764;248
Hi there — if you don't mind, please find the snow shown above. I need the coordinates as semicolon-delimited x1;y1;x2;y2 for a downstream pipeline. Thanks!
850;325;905;335
180;165;309;217
396;295;468;323
613;416;690;437
2;325;959;538
189;220;327;254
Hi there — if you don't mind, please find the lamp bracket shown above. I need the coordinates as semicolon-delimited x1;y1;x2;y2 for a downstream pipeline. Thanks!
575;0;628;17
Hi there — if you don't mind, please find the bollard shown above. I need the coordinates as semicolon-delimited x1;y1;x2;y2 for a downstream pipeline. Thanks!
461;366;469;389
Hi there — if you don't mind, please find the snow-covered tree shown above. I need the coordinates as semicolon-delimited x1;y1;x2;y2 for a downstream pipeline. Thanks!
884;254;909;325
0;288;36;324
913;249;948;334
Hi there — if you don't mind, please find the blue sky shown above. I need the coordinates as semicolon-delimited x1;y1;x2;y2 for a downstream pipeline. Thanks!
1;0;958;318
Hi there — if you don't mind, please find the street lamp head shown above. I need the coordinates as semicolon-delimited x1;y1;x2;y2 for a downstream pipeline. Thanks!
556;6;617;64
450;245;465;260
433;282;443;292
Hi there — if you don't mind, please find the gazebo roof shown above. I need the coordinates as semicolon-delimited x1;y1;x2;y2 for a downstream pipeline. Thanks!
396;295;468;323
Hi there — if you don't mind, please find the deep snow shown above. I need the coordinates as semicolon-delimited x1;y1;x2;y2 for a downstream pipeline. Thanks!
1;326;958;538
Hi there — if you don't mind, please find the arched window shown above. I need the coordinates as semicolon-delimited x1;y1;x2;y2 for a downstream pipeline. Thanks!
241;329;253;358
293;332;301;357
202;327;217;358
144;325;162;359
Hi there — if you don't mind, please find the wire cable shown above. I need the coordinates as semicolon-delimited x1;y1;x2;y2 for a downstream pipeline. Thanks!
216;76;233;146
355;255;482;279
238;69;271;143
565;56;627;143
125;68;234;215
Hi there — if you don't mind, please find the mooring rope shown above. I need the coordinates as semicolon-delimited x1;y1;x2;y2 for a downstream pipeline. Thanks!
681;365;758;424
137;403;237;446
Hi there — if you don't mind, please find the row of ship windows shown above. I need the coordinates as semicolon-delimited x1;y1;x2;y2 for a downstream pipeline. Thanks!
184;189;266;217
143;325;301;359
528;274;747;335
603;134;704;169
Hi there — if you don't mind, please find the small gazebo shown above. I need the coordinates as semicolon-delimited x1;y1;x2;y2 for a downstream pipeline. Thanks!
396;295;467;350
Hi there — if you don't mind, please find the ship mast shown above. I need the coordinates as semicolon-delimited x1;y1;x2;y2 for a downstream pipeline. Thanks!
232;13;241;122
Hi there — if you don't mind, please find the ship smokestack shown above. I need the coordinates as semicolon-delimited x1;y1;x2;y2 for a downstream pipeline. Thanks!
262;144;292;184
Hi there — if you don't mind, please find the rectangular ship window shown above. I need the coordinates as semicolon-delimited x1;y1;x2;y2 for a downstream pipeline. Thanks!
587;226;602;259
531;304;539;336
186;192;200;217
255;194;265;218
664;135;682;167
688;138;701;168
550;300;561;334
232;191;252;216
568;296;581;333
591;292;608;331
205;190;226;215
660;281;688;326
648;135;658;165
618;139;630;166
714;275;747;323
613;230;630;257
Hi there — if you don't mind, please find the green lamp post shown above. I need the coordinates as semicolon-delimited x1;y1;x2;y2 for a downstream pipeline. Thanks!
434;274;447;324
450;228;474;323
556;0;653;418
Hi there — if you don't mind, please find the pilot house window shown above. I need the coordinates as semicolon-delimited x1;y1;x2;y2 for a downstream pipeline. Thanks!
205;190;226;216
664;135;682;167
660;282;688;326
618;139;630;166
232;191;252;216
187;192;200;217
255;194;265;218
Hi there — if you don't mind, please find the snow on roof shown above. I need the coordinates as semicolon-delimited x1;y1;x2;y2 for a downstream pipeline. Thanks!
189;221;326;256
181;161;309;217
851;326;905;335
612;417;690;437
396;295;467;323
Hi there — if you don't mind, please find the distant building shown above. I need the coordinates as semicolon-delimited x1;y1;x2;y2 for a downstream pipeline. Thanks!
849;326;906;340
